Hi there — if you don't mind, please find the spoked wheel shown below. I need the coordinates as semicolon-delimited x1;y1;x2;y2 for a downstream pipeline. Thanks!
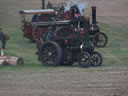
55;26;75;40
39;41;62;67
93;32;108;48
78;52;91;68
32;26;41;43
91;51;103;66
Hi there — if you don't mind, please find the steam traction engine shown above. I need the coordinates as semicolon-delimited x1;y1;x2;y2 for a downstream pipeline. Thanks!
46;2;108;47
35;17;103;67
19;1;108;47
34;4;104;67
90;6;108;47
19;0;108;67
19;9;55;42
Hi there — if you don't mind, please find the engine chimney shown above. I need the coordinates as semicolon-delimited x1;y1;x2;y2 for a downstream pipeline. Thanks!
85;18;90;42
84;18;94;54
42;0;45;9
92;6;96;25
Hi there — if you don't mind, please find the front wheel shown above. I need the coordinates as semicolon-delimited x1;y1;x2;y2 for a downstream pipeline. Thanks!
39;41;62;67
78;52;91;68
93;32;108;47
91;51;103;66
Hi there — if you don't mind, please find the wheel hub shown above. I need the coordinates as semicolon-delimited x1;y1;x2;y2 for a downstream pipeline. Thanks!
48;52;52;56
82;58;85;62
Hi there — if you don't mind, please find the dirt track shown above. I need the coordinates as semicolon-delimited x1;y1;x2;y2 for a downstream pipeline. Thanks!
0;67;128;96
96;0;128;26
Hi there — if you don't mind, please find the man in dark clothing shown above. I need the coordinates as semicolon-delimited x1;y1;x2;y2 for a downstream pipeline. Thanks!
32;14;38;22
0;28;9;49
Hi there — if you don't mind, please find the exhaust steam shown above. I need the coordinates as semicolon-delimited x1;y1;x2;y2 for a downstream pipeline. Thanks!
64;0;88;16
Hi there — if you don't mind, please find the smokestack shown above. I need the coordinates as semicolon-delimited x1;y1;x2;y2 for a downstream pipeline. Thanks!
92;6;96;24
42;0;45;9
85;18;90;42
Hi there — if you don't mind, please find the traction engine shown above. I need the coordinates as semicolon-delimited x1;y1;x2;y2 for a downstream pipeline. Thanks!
19;0;108;67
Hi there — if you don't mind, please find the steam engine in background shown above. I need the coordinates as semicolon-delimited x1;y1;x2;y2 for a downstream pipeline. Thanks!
19;0;108;48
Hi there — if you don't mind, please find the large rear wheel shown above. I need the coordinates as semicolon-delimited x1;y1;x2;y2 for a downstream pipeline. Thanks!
55;26;75;40
39;41;62;66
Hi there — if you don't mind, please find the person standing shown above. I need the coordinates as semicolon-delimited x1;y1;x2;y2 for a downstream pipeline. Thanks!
32;14;38;22
0;28;9;49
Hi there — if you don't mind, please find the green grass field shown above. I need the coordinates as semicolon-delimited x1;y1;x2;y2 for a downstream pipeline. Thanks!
0;20;128;68
0;0;128;95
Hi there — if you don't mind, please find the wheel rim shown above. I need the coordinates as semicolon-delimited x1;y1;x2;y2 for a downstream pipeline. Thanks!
40;42;62;66
78;52;91;67
91;52;102;66
94;32;108;47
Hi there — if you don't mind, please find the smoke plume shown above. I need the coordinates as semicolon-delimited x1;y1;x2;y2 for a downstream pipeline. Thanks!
64;0;88;16
77;1;88;16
